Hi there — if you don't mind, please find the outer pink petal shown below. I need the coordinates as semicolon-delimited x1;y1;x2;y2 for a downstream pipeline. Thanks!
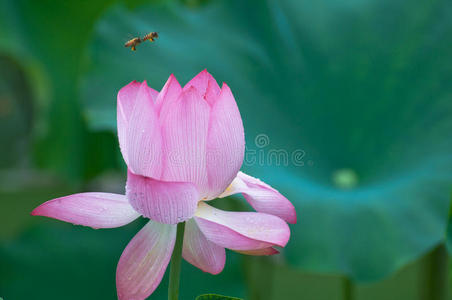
126;81;163;178
126;170;200;224
31;193;140;229
156;74;183;116
183;69;220;106
117;81;159;167
205;83;245;199
182;219;225;275
117;81;141;167
236;247;280;256
194;202;290;251
116;221;176;300
160;86;211;196
220;172;297;224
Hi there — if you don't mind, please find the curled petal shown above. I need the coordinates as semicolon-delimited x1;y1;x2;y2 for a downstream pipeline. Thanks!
220;172;296;224
182;219;225;275
206;83;245;199
160;86;211;196
31;193;140;229
194;202;290;251
183;69;220;105
117;81;158;168
116;221;176;300
126;81;163;178
126;170;200;224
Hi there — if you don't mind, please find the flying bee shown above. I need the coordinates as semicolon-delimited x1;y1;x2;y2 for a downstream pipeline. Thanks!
143;32;158;42
124;32;159;51
124;37;141;51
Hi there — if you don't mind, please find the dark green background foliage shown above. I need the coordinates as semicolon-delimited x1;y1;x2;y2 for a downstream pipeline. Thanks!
196;294;242;300
0;0;451;299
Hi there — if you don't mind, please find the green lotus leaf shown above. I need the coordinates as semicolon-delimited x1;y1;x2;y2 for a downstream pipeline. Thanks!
0;0;121;179
81;0;452;281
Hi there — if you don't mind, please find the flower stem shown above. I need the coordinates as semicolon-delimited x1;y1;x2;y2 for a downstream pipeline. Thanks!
168;221;185;300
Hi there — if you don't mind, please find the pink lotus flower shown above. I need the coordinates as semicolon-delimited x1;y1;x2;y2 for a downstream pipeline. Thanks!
32;70;296;300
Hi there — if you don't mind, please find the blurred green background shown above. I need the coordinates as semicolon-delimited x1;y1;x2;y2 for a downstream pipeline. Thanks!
1;0;452;299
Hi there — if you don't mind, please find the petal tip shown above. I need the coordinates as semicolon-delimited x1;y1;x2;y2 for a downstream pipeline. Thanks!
160;74;182;94
166;74;181;86
198;68;209;76
209;267;224;275
140;80;152;92
279;221;291;247
288;211;297;224
30;202;51;218
194;259;225;275
283;202;297;224
220;83;233;96
117;81;141;99
30;207;39;216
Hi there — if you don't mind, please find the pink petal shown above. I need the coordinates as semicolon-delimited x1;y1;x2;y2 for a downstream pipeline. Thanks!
125;81;163;178
183;69;220;105
148;87;159;101
204;77;222;106
160;86;211;196
205;83;245;199
194;202;290;251
117;81;159;168
126;170;200;224
182;219;225;275
117;81;141;167
31;193;140;229
220;172;297;224
117;221;176;300
156;74;183;116
236;247;280;256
